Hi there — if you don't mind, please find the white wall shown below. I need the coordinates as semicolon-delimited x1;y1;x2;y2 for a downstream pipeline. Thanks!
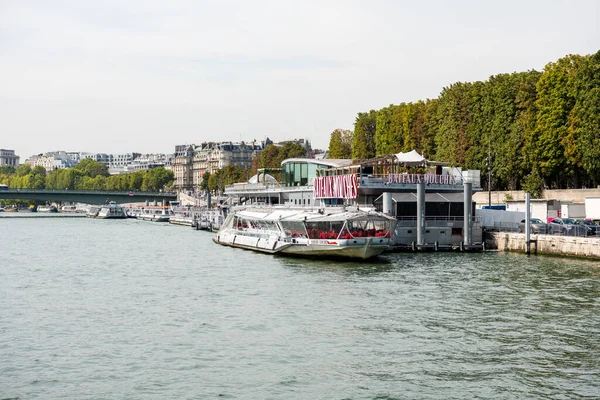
585;198;600;219
476;209;525;228
561;203;586;218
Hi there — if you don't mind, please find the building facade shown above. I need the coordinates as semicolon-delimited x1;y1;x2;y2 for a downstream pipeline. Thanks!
26;151;78;172
190;141;263;191
172;144;195;192
0;149;20;167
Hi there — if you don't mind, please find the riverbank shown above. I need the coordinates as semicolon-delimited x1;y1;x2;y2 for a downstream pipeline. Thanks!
485;231;600;259
0;212;86;218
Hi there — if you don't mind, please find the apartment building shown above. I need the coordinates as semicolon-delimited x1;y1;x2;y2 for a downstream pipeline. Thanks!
190;141;263;191
26;151;78;172
172;144;195;192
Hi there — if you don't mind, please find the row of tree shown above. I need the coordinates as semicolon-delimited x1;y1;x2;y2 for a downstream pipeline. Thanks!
0;159;174;192
329;51;600;193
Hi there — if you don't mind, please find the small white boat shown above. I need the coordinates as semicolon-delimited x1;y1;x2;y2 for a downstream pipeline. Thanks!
213;206;396;260
137;207;171;222
87;202;126;219
37;205;58;213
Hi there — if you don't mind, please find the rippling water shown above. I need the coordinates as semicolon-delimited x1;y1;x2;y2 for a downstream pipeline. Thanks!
1;218;599;399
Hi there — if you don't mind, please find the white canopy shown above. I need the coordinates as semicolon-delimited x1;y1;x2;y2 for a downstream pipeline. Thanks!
394;150;426;166
248;173;277;184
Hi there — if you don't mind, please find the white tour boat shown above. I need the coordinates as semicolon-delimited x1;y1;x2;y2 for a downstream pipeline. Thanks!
87;202;127;219
213;206;396;260
136;207;171;222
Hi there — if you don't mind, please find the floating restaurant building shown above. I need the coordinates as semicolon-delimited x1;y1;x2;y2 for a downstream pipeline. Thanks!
224;150;483;250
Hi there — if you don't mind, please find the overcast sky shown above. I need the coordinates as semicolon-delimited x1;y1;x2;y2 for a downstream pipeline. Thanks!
1;0;598;159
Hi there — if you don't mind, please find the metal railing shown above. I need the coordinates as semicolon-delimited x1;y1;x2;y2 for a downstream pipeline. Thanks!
486;222;600;238
395;216;482;228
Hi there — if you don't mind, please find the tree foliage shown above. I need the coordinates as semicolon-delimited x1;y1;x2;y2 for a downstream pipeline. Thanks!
3;165;173;192
207;165;249;193
341;50;600;191
352;110;377;159
327;129;353;158
74;158;109;178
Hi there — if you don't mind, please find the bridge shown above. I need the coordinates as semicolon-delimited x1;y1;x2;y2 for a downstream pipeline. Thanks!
0;189;178;205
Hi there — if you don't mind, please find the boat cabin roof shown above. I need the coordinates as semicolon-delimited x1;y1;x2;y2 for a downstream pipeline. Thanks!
233;207;393;223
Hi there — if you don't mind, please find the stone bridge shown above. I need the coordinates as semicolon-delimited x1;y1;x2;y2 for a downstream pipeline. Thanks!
0;189;177;205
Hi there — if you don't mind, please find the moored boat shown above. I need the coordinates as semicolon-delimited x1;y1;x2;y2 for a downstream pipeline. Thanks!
38;205;58;213
136;207;171;222
87;202;126;219
213;206;396;260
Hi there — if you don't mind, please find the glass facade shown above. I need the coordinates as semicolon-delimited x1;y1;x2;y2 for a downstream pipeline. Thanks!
283;161;330;187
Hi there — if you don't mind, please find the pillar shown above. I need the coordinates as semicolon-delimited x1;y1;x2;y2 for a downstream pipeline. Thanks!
382;192;393;216
463;182;472;246
525;192;530;255
417;181;425;246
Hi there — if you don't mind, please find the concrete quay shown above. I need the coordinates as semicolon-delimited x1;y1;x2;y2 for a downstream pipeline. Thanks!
486;231;600;259
0;213;86;218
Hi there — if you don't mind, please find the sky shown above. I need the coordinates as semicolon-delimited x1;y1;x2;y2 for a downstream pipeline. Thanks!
1;0;599;160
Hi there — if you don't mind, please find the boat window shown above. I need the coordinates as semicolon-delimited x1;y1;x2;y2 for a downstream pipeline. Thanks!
346;219;391;238
305;221;345;239
280;220;308;238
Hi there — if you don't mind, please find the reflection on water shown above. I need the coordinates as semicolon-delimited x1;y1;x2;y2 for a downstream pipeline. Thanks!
0;218;599;399
278;253;395;275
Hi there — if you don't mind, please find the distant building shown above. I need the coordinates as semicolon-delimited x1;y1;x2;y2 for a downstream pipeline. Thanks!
108;153;141;169
0;149;20;167
108;153;170;175
26;151;78;172
191;140;263;191
172;144;195;191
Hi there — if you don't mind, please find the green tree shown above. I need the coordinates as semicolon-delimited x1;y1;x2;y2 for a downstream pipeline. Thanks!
259;145;282;169
200;172;211;191
327;128;353;158
0;165;15;174
352;110;377;159
15;164;31;177
570;50;600;185
433;82;472;165
74;158;109;178
28;166;46;189
530;54;584;188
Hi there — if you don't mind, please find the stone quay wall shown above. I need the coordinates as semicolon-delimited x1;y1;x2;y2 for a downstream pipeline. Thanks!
486;232;600;259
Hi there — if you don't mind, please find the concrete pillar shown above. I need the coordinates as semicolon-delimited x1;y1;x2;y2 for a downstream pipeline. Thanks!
525;192;530;255
382;192;393;216
417;181;425;246
162;199;166;207
463;182;472;246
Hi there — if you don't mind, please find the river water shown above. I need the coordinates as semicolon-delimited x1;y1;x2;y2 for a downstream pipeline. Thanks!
1;217;599;399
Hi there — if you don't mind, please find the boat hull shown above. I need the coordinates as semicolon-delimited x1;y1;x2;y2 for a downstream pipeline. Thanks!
213;232;389;260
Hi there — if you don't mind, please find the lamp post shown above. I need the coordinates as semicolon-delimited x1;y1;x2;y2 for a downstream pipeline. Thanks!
487;136;492;208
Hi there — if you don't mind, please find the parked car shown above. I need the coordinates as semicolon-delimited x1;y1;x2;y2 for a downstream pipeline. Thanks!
574;219;598;236
519;218;548;234
548;218;578;235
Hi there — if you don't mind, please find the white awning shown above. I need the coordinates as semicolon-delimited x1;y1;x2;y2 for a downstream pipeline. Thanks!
394;150;426;166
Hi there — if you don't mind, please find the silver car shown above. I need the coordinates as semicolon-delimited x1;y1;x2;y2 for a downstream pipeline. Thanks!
519;218;548;234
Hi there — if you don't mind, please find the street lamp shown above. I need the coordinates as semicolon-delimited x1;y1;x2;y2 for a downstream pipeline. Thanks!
487;143;492;208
